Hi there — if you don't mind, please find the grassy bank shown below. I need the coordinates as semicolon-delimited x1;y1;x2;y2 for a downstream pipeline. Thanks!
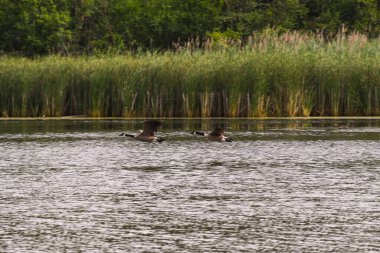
1;31;380;117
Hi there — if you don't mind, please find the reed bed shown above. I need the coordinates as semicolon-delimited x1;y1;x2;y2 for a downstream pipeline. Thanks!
1;31;380;117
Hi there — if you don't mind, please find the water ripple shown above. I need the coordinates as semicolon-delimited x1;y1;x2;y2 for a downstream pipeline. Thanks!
0;120;379;252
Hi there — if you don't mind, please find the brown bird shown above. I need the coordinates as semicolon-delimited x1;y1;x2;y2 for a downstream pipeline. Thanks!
120;120;164;142
191;127;233;142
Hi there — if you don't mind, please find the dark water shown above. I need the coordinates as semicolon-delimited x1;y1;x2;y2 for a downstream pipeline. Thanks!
0;118;379;252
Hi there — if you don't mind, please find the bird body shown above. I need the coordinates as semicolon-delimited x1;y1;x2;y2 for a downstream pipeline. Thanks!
191;127;232;142
120;120;164;142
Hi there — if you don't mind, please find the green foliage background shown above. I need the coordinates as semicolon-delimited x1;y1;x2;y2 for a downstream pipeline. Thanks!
1;1;380;117
1;0;380;55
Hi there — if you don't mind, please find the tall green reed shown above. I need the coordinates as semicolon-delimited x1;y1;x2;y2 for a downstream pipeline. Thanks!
1;30;380;117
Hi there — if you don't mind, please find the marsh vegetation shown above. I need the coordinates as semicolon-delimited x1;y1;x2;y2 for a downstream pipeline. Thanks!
1;31;380;118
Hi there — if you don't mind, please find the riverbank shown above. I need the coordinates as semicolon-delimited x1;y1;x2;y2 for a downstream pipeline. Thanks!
1;116;380;121
1;31;380;118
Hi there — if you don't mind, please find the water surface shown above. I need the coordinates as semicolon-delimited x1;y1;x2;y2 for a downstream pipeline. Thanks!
0;119;379;252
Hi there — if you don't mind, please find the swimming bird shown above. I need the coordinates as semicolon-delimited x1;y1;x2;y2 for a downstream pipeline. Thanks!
191;127;233;142
119;120;164;142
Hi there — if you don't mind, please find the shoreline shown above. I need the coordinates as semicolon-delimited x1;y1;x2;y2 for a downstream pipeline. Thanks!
1;116;380;121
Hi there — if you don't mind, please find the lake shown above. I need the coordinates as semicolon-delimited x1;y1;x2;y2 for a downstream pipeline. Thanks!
0;118;379;252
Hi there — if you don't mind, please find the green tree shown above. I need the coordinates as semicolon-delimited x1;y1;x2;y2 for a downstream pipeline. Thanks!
0;0;72;55
302;0;380;36
219;0;307;35
1;0;380;55
69;0;126;53
111;0;223;50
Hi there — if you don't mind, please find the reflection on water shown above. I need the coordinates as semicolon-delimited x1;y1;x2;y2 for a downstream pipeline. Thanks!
0;119;379;252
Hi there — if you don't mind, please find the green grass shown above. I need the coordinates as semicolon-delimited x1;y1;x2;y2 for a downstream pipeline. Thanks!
1;31;380;117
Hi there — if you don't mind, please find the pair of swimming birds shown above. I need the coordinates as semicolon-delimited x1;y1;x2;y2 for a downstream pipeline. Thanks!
119;120;232;142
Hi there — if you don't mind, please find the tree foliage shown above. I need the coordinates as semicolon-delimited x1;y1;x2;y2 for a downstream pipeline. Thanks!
0;0;380;55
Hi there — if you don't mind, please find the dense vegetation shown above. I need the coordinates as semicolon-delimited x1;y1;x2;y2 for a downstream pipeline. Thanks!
1;31;379;117
1;1;380;117
1;0;380;55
